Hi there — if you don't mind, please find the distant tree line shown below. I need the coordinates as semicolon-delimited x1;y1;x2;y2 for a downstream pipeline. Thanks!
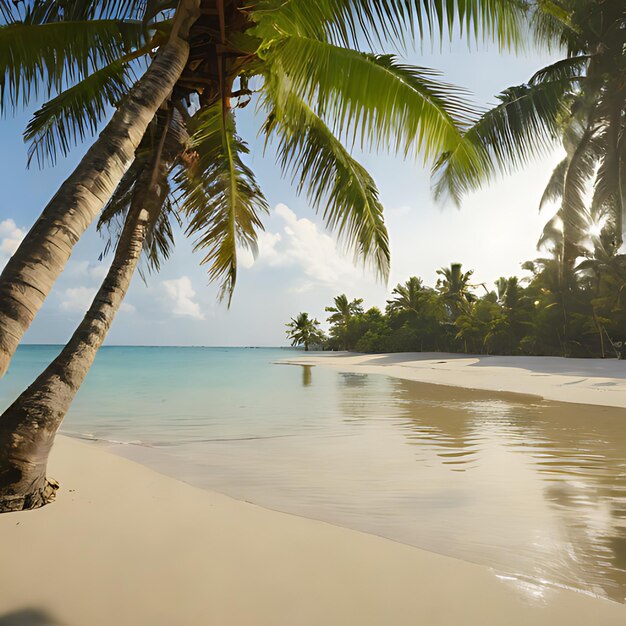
287;258;626;358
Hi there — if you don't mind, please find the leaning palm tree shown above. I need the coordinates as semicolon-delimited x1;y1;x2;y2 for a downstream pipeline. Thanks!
0;0;534;377
0;0;202;376
0;98;267;511
0;0;534;510
286;313;326;352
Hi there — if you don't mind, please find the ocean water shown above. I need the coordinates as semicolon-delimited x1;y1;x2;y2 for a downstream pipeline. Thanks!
2;345;626;603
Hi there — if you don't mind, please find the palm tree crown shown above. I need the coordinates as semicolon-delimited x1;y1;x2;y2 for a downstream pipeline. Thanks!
286;312;325;351
436;262;477;317
386;276;431;314
1;0;536;298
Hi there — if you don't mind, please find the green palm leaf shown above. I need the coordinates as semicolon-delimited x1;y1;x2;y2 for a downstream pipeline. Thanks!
1;0;149;23
24;59;139;166
539;156;569;210
0;18;145;111
263;36;473;161
263;76;390;279
251;0;528;50
175;103;268;305
560;120;598;260
432;78;576;203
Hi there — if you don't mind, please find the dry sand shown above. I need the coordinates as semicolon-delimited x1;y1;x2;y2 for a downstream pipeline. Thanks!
1;436;625;625
283;352;626;408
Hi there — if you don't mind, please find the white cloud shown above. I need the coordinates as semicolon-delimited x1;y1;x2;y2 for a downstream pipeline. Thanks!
67;260;111;282
60;286;97;313
161;276;204;320
241;203;367;290
238;231;282;269
0;219;26;269
60;286;136;315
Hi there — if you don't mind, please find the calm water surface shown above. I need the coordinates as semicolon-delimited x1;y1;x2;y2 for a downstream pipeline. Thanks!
2;346;626;602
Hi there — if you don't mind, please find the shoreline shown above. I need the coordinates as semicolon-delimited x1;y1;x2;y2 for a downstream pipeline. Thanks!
281;352;626;408
1;435;625;625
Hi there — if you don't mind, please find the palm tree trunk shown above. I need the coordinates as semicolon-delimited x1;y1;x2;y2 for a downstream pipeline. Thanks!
0;0;200;378
0;202;149;512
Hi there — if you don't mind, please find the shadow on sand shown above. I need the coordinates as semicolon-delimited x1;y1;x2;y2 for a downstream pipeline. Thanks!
0;609;61;626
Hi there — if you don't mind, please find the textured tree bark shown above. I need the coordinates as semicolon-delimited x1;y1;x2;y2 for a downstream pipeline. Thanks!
0;0;200;378
0;201;150;512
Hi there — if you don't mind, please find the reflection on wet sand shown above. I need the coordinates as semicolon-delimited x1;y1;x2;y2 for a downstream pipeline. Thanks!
369;378;626;602
301;365;313;387
111;365;626;604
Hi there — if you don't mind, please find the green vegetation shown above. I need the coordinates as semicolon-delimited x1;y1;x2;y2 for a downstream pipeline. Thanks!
286;313;326;351
299;254;626;357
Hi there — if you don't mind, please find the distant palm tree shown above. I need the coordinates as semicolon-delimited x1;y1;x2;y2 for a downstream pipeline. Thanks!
436;263;477;318
495;276;521;310
286;313;326;352
326;294;364;325
326;294;364;349
386;276;438;317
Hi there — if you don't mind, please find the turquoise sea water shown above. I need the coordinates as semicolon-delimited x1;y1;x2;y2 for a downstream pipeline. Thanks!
2;345;626;603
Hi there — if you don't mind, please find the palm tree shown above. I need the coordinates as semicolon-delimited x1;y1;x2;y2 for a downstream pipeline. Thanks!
386;276;429;315
0;0;202;377
0;95;267;511
0;0;533;377
436;263;477;319
326;294;364;349
326;294;364;325
286;313;325;351
0;0;532;510
433;0;625;275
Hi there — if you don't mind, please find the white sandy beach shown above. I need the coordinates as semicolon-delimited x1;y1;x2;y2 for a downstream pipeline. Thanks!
0;435;625;625
3;353;626;624
284;352;626;408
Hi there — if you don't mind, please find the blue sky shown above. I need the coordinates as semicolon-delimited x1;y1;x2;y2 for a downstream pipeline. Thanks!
0;36;563;346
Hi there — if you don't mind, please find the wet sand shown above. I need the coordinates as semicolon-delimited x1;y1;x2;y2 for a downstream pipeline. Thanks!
283;352;626;408
1;436;625;625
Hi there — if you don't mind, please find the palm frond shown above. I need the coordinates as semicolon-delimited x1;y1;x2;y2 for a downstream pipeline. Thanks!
529;54;588;85
24;59;138;166
539;156;569;211
0;18;145;111
263;37;473;162
263;75;390;279
175;102;268;305
560;120;598;259
98;108;187;272
10;0;150;23
251;0;529;50
432;78;575;204
537;212;563;250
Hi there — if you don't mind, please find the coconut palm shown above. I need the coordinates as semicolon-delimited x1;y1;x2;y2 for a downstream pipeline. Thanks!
0;0;534;510
326;294;364;325
0;97;270;510
433;0;625;268
0;0;534;377
0;0;202;377
326;294;364;349
386;276;430;315
436;263;477;318
286;312;326;351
